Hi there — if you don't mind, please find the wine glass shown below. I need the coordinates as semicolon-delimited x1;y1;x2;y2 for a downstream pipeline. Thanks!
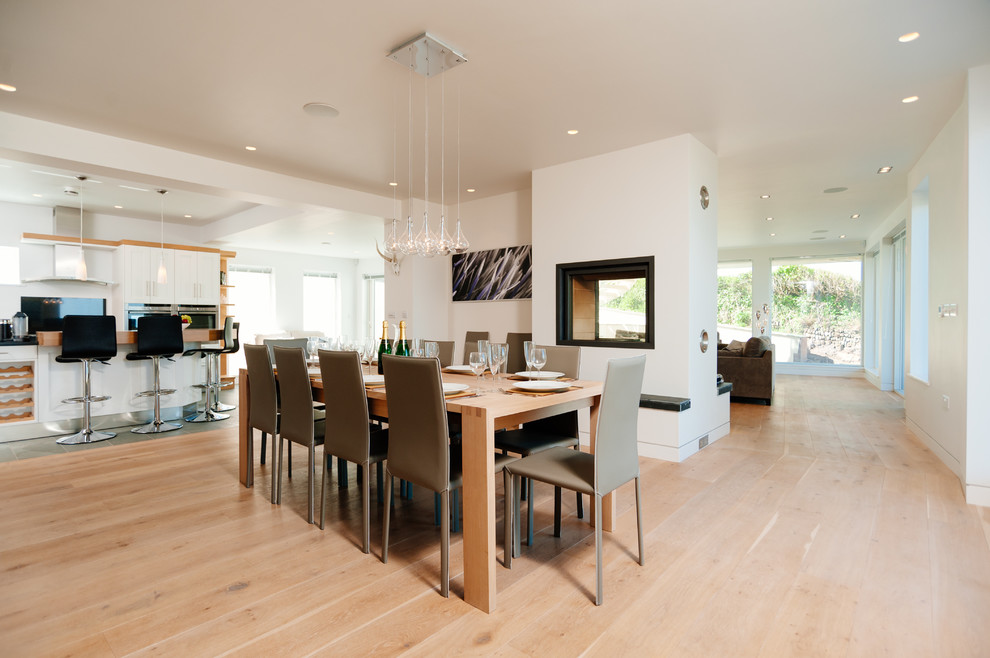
363;337;377;376
476;340;490;382
425;341;439;360
523;340;535;378
410;337;424;357
489;342;507;388
530;347;547;379
469;351;487;390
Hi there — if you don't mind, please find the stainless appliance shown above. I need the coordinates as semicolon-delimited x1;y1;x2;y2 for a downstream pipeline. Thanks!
125;304;218;331
11;311;28;339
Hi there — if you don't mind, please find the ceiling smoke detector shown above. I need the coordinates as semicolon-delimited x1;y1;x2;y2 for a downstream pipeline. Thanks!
63;186;80;196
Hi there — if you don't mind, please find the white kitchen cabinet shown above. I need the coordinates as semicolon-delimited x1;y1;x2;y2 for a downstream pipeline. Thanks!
117;245;175;304
173;251;220;305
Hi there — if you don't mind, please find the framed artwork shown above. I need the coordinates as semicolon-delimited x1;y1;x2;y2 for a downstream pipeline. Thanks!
452;245;532;301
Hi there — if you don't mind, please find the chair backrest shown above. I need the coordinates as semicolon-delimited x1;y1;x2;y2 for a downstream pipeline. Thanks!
318;349;371;464
263;337;308;363
538;344;581;379
431;340;454;368
505;332;532;374
243;343;278;435
61;315;118;360
217;316;238;354
135;314;185;357
381;355;450;492
273;346;316;447
594;354;647;494
463;330;490;365
227;322;240;353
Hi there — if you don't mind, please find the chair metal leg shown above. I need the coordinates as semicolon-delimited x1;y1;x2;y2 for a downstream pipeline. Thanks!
319;453;330;529
595;494;603;606
441;489;450;598
512;474;522;558
382;468;392;563
132;356;182;434
186;355;230;422
527;479;535;546
271;434;279;504
57;359;115;445
307;444;315;524
362;463;371;554
553;486;562;537
503;469;512;569
276;438;284;505
636;477;645;566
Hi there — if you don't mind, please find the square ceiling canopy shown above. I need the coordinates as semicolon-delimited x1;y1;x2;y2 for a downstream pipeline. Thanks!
387;32;467;77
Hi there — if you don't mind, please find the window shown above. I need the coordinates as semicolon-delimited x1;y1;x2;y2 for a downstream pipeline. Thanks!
717;260;753;344
303;272;339;336
771;255;863;365
0;246;19;285
227;265;276;371
556;256;654;348
365;275;384;339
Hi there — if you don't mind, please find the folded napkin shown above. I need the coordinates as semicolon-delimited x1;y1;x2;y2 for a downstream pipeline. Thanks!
444;389;478;399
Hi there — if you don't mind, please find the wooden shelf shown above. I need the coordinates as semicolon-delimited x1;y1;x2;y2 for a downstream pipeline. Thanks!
0;411;34;424
0;397;32;409
0;365;33;376
0;383;33;394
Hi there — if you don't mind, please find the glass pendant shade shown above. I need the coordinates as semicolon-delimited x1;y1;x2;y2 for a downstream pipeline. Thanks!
384;218;400;256
157;251;168;284
453;218;470;254
75;252;88;281
436;214;454;255
415;212;437;257
399;215;417;255
75;175;88;281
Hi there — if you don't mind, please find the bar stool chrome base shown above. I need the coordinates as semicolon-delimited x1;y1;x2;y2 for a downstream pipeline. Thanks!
132;419;182;434
57;428;116;445
212;400;236;412
185;408;230;423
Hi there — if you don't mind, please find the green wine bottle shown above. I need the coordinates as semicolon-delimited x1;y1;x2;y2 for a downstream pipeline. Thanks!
377;320;391;374
393;320;410;357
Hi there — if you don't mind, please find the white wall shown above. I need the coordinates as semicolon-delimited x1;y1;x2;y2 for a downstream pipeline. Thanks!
902;101;969;479
533;134;725;456
966;64;990;504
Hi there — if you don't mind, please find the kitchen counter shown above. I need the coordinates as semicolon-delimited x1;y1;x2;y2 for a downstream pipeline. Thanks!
0;337;38;347
36;328;222;347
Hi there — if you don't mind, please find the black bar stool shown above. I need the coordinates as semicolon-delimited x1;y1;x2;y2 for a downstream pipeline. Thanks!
184;317;232;423
126;314;185;434
211;320;239;413
56;315;118;445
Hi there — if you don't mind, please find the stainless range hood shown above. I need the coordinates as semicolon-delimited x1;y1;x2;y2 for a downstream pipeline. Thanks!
20;207;116;284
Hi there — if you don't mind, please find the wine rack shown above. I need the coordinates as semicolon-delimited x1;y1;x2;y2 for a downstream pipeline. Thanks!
0;363;35;424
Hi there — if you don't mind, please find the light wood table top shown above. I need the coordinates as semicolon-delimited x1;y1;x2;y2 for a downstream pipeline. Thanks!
237;368;608;614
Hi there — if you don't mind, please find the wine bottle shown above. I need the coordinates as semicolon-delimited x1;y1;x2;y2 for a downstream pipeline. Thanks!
377;320;391;375
393;320;410;357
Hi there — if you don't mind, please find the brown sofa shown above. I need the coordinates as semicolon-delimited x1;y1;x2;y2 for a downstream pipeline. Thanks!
717;337;775;405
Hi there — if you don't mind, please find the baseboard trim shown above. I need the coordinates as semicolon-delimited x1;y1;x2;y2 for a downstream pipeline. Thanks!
966;484;990;508
905;416;963;481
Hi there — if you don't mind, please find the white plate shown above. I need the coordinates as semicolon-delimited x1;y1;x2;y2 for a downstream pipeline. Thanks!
307;367;322;376
514;370;565;380
513;381;572;393
363;374;385;385
444;365;475;373
443;382;470;394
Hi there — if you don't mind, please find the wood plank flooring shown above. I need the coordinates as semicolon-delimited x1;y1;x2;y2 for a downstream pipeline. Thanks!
2;375;989;657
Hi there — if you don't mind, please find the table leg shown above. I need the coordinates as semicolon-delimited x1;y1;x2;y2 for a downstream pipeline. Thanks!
238;368;252;487
460;405;496;613
588;393;614;531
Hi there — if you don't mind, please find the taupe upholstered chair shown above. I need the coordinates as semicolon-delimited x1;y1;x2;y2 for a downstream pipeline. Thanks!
381;355;515;597
505;354;646;605
462;330;490;366
433;340;455;368
263;337;309;364
496;344;584;546
505;332;532;375
317;349;388;553
244;343;277;480
273;346;326;524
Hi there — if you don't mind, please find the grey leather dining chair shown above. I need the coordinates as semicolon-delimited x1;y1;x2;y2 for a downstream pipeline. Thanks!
504;332;532;375
505;354;646;605
273;346;326;524
244;343;277;479
263;337;309;363
496;343;584;546
462;330;490;366
381;355;515;597
317;349;388;553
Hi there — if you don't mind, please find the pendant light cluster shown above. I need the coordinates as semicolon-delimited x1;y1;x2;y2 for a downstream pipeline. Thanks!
74;175;88;281
383;33;470;261
156;189;168;284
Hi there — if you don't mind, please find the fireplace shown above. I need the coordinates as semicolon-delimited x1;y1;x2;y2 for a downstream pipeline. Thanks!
555;256;654;349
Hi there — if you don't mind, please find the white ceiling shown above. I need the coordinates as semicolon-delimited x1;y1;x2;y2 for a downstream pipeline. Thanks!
1;0;989;256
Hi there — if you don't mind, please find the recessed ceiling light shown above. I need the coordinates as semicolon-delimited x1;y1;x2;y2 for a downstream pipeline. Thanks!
760;194;770;199
327;232;334;236
32;193;42;198
0;83;15;92
840;234;847;239
902;96;919;103
851;213;860;219
302;102;340;118
567;130;579;135
184;214;192;218
389;181;398;187
114;205;123;209
823;187;848;194
898;32;920;43
765;217;773;221
877;166;893;174
245;146;257;151
769;233;776;237
466;188;476;193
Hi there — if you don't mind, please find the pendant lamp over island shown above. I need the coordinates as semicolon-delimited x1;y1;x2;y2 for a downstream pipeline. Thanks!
156;189;168;285
74;175;88;281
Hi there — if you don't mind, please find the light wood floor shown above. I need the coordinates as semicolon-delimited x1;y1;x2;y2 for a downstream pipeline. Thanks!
2;375;990;657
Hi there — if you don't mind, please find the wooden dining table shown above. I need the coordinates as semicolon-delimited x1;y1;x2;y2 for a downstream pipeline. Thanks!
236;367;610;614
